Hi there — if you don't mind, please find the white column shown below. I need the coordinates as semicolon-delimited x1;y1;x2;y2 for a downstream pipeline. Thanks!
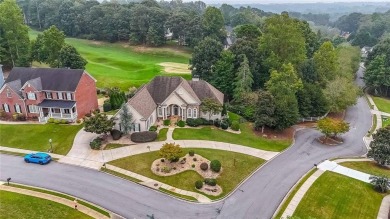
60;108;63;118
70;107;74;119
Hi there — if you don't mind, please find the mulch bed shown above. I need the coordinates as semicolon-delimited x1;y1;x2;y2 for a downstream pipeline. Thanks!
252;125;295;140
317;136;343;145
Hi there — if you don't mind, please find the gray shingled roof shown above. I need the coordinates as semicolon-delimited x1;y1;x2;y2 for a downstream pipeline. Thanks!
5;79;22;96
5;67;84;92
128;86;157;119
129;76;224;119
38;99;76;108
26;77;42;90
188;80;224;104
146;76;183;104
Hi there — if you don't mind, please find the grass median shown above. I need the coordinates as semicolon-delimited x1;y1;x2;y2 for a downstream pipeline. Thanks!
108;148;265;200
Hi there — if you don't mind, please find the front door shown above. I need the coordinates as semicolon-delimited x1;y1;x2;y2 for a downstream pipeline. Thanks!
173;105;179;115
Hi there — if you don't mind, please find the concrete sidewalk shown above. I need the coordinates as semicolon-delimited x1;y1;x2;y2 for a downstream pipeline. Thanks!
0;183;109;219
58;128;279;170
105;164;211;203
317;160;371;183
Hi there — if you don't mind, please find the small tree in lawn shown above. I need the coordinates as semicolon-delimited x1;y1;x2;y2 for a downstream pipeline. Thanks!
367;126;390;166
370;175;390;193
201;98;222;120
159;143;182;162
119;103;133;134
84;113;115;137
317;118;349;140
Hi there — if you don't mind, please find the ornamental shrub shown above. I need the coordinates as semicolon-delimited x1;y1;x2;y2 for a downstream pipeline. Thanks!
177;120;185;127
214;119;220;127
54;119;60;124
149;126;157;132
195;118;205;126
110;129;122;140
186;118;197;127
48;118;55;123
162;166;171;173
204;178;217;186
103;102;112;112
195;180;203;189
60;119;68;124
200;162;208;171
192;164;195;168
210;160;221;172
220;120;229;130
231;121;240;131
159;142;182;162
224;118;232;126
16;114;27;121
90;137;102;150
189;150;195;156
130;131;158;143
163;119;171;126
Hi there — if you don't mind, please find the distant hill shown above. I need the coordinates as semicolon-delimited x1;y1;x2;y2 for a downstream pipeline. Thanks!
211;2;390;20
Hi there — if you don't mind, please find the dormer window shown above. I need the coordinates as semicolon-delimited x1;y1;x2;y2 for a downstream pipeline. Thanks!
6;89;11;98
27;92;36;100
46;92;52;99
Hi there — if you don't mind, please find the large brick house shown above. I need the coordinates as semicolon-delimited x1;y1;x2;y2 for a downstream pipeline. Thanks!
0;67;98;122
115;76;224;132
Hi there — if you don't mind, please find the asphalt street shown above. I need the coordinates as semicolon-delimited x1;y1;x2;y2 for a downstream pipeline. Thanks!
0;66;372;219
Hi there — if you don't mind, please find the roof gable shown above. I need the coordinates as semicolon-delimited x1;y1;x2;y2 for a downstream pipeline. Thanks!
128;86;157;119
5;67;84;92
146;76;183;104
188;80;224;104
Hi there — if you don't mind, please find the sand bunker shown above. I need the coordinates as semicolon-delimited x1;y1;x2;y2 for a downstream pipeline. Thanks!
159;62;191;74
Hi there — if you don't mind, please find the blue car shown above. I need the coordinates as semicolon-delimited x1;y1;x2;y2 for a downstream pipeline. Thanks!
24;153;51;165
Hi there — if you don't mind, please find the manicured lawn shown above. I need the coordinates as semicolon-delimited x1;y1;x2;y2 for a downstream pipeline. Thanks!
172;123;291;151
0;124;82;155
30;30;191;90
293;172;388;219
157;128;168;141
340;161;390;178
382;117;390;127
372;96;390;114
0;190;92;219
108;148;265;199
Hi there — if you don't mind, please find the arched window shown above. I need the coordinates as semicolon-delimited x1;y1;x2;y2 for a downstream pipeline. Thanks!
187;108;192;118
193;108;197;118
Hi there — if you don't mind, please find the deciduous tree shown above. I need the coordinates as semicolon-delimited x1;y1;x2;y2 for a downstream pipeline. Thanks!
367;126;390;166
0;0;30;67
159;142;182;162
317;118;350;139
313;41;338;86
190;37;223;80
84;113;115;135
324;76;360;112
58;44;87;69
254;90;276;133
201;98;223;120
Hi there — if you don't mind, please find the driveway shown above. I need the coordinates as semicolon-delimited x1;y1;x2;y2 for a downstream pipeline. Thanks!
0;66;371;219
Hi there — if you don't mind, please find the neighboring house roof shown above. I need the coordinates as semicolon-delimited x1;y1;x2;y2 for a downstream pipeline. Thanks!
128;86;157;119
128;76;224;119
188;80;224;105
25;77;43;90
5;67;85;92
38;99;76;108
4;79;22;97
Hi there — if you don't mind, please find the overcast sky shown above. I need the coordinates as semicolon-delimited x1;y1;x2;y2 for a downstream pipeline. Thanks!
192;0;390;4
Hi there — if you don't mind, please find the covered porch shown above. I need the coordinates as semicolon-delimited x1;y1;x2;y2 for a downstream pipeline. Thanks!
160;104;187;121
38;100;78;122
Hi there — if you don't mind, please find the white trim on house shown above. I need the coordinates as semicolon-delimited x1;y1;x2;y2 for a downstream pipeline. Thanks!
3;103;9;112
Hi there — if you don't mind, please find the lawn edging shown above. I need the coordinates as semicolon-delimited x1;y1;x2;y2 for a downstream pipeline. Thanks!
4;183;112;218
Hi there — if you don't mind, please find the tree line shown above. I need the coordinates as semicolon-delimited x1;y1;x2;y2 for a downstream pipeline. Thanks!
191;13;361;130
334;10;390;48
0;0;87;69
